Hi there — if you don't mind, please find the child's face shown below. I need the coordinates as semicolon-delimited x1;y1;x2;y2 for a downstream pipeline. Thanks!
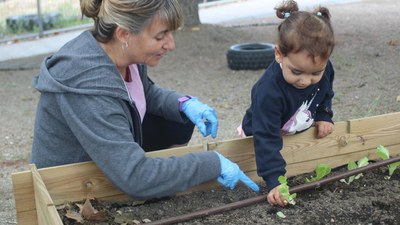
276;48;328;89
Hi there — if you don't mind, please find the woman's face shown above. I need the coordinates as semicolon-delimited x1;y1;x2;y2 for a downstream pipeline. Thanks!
127;17;176;67
275;46;328;89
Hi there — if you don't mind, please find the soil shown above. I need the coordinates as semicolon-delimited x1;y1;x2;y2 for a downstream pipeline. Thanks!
58;166;400;225
1;0;399;224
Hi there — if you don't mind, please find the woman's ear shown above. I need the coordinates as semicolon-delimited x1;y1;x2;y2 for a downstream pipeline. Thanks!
115;26;130;44
275;45;282;63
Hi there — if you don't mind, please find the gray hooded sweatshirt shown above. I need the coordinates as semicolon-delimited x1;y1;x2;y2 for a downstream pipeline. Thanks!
31;30;220;199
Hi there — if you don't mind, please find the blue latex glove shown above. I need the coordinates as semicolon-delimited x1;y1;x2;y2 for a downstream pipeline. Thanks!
214;151;260;192
182;98;218;138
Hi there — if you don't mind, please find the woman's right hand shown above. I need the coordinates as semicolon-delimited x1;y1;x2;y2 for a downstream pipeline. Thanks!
267;185;287;206
214;151;260;192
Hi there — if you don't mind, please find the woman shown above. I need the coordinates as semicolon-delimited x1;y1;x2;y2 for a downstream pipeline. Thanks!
30;0;259;198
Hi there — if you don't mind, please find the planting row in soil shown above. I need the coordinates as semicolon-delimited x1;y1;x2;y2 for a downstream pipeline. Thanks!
58;165;400;225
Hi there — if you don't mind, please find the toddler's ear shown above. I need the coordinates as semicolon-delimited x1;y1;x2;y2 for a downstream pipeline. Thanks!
274;45;282;63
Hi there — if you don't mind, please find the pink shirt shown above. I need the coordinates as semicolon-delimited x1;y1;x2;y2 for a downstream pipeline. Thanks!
124;64;146;122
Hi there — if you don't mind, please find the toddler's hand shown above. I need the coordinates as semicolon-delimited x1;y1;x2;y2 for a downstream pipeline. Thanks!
267;186;287;206
314;121;334;138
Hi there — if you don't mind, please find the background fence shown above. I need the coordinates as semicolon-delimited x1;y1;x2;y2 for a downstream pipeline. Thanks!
0;0;90;43
0;0;223;43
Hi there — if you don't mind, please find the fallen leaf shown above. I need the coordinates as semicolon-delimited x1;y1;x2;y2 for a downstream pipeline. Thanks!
388;39;399;46
79;198;109;222
65;209;84;223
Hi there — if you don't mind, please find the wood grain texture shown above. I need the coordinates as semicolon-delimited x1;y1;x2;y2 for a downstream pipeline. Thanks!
12;112;400;225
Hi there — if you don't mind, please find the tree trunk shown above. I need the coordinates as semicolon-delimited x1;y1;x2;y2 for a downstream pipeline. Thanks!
177;0;201;27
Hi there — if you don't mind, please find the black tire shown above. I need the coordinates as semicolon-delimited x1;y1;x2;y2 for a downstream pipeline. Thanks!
227;42;275;70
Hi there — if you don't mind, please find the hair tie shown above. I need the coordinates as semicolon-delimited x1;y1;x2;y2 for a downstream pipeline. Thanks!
283;12;291;18
316;12;322;17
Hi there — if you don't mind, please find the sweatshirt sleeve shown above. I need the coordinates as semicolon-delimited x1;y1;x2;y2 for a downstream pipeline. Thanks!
249;80;287;191
57;93;220;199
314;61;335;123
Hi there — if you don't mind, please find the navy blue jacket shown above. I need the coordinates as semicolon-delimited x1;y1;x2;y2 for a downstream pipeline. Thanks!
242;60;335;190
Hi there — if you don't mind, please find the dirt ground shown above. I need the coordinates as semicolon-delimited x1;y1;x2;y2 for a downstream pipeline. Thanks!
58;166;400;224
1;0;400;224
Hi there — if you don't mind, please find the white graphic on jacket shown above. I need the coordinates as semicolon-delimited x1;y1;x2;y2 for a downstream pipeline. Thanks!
281;93;317;135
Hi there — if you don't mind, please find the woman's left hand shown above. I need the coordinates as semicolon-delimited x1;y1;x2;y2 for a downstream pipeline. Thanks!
182;98;218;138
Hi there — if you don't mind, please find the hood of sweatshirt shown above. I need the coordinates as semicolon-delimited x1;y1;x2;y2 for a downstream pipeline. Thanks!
33;30;129;102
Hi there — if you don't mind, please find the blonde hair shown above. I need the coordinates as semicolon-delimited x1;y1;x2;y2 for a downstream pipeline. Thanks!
80;0;183;42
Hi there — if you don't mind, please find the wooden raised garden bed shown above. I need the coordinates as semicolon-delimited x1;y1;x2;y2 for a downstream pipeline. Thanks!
12;112;400;225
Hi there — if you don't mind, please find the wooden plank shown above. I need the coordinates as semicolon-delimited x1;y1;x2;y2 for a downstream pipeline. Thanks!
12;170;37;225
208;113;400;181
349;112;400;133
210;112;400;172
207;122;353;173
207;124;350;173
281;119;400;164
30;164;63;225
38;162;126;206
347;112;400;150
286;143;400;177
12;144;205;216
12;170;35;213
14;210;37;225
12;112;400;224
47;145;205;205
208;136;256;172
280;122;348;164
146;144;205;157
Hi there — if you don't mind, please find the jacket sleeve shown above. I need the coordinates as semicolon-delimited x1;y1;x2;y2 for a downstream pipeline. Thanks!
249;80;287;191
314;61;335;123
57;93;220;199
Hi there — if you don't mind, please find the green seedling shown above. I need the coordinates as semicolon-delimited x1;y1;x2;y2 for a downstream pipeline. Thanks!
278;176;296;205
305;163;332;183
276;211;286;219
376;145;400;179
340;156;369;185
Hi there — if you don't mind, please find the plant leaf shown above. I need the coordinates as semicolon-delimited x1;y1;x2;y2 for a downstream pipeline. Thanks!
388;161;400;176
343;157;369;184
278;175;296;205
376;145;399;177
376;145;389;160
305;164;332;183
278;175;287;184
347;160;357;170
277;211;286;218
315;163;331;180
357;157;369;167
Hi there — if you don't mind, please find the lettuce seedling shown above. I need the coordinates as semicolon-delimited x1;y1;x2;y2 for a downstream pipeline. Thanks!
278;175;296;205
376;145;400;179
276;211;286;218
340;156;369;185
305;163;332;183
